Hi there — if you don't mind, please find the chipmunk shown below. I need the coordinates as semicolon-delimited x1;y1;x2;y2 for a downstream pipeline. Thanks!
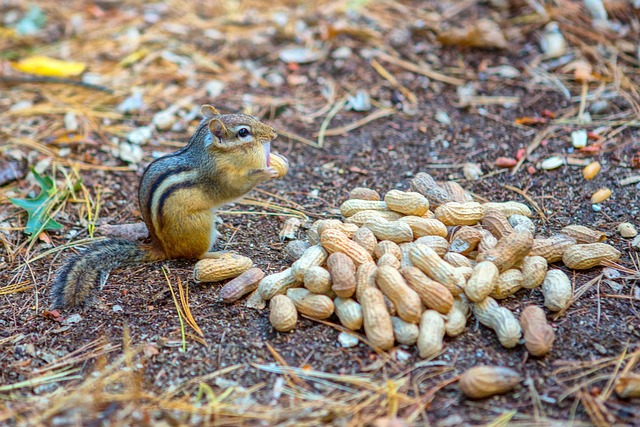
50;105;284;308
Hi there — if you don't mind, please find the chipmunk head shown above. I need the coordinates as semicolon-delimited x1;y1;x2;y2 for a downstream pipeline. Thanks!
200;105;277;152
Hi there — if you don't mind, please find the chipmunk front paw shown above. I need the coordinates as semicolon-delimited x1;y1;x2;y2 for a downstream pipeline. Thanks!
251;167;279;180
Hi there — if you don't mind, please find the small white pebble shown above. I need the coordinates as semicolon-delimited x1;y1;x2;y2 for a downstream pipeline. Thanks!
571;129;587;148
65;314;83;324
541;156;564;170
112;304;123;312
435;110;451;125
338;332;359;348
119;142;143;164
64;111;78;132
126;126;152;145
152;110;177;131
395;349;411;362
592;204;602;212
205;80;225;98
618;222;638;238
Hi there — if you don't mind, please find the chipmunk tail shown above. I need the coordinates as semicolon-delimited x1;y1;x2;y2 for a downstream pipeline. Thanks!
50;239;165;309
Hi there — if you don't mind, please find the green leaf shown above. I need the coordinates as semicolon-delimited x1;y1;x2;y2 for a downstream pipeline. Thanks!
10;169;63;236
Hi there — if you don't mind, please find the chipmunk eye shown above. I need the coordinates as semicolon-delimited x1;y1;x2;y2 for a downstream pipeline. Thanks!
237;128;250;138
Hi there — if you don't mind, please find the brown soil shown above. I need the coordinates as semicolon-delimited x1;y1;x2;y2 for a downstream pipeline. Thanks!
1;1;639;426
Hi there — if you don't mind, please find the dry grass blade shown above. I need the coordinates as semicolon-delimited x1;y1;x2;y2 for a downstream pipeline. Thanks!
0;366;82;392
317;108;396;137
503;184;547;221
0;281;33;295
375;51;465;86
317;97;348;148
370;59;417;105
35;336;119;374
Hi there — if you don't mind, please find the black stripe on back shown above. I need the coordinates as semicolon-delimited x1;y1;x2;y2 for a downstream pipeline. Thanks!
143;166;190;218
157;180;198;229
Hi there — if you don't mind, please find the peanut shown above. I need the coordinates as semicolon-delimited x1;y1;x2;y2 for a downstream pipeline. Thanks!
434;202;484;226
360;288;395;350
349;187;380;201
509;214;535;234
291;244;329;281
307;220;322;245
541;270;572;312
482;202;532;217
334;297;363;330
409;244;465;296
363;218;414;243
560;224;606;244
489;269;524;299
445;296;470;337
441;181;472;203
320;228;374;265
482;209;513;240
326;252;357;298
269;295;298;332
355;262;378;301
270;153;289;179
520;256;548;289
449;226;483;255
219;268;265;303
258;268;301;301
399;243;413;269
465;261;499;302
477;229;498;254
391;316;419;345
374;240;402;260
193;253;253;282
317;219;359;239
285;240;310;262
384;190;430;216
377;253;401;269
400;266;454;314
279;217;302;241
530;234;577;263
398;216;448;238
414;235;449;257
303;266;333;295
472;297;522;348
376;265;423;323
353;227;377;255
286;288;335;319
520;305;555;356
458;366;521;399
443;252;472;268
344;210;403;226
417;310;446;358
562;243;621;269
410;172;452;207
476;230;533;272
340;200;389;218
615;374;640;399
457;266;474;280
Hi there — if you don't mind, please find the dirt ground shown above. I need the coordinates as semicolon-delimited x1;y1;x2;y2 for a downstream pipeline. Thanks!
1;1;640;426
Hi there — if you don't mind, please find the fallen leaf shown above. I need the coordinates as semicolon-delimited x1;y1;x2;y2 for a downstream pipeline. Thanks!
12;56;86;77
9;169;64;235
437;19;507;50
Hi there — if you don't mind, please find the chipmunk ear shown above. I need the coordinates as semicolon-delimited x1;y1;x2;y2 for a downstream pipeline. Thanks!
201;104;219;117
208;118;229;141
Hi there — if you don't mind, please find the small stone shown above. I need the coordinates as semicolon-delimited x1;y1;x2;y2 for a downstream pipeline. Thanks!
152;110;177;131
331;46;352;59
589;100;609;114
435;110;451;125
571;129;588;148
395;349;411;362
485;65;520;79
346;90;371;112
205;80;225;98
279;47;325;64
112;304;123;312
594;342;607;355
541;156;564;170
126;126;152;145
463;162;483;180
618;222;638;238
10;100;33;112
65;314;82;324
540;22;567;58
266;73;285;87
116;90;144;113
64;111;78;132
338;332;359;348
592;204;603;212
119;142;143;164
632;235;640;251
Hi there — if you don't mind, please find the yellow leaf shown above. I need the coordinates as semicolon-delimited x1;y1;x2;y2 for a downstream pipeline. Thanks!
12;56;86;77
119;48;149;67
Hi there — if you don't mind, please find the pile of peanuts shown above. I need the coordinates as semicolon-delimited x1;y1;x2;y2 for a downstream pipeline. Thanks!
194;172;623;394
